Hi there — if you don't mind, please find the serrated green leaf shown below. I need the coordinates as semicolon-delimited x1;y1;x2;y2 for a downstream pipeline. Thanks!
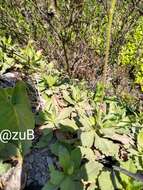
60;176;82;190
79;147;96;161
0;142;19;160
126;180;143;190
71;148;81;170
137;129;143;152
50;142;61;156
71;86;81;102
62;90;75;105
60;118;78;132
81;161;103;182
36;131;53;148
79;115;93;130
94;134;119;157
49;166;65;185
57;107;72;121
120;159;137;184
80;130;95;147
98;171;114;190
45;75;58;87
42;182;57;190
58;145;72;174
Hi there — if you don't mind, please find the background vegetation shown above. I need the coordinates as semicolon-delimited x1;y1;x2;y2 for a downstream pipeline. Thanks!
0;0;143;190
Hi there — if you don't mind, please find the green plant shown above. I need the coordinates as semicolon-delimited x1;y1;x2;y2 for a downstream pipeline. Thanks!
0;36;16;74
0;81;34;172
0;36;47;76
0;2;143;189
42;145;84;190
37;64;143;190
119;16;143;91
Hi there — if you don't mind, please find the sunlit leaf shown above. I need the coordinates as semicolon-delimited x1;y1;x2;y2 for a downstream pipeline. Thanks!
137;129;143;152
98;171;114;190
94;134;119;157
81;161;103;182
0;81;34;156
80;130;95;147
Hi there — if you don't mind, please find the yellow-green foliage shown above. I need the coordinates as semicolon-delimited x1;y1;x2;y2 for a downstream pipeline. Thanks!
119;17;143;90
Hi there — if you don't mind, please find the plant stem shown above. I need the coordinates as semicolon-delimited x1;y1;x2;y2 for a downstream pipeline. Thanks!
102;0;117;91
